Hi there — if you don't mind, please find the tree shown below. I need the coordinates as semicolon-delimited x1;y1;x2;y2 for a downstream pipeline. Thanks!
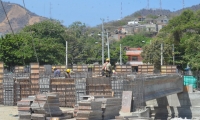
142;10;200;70
118;34;151;48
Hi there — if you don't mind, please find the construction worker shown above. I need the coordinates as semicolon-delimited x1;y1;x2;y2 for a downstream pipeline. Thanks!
102;58;112;77
64;69;71;78
53;67;61;77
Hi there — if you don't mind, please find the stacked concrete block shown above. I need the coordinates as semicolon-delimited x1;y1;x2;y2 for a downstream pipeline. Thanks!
138;65;154;74
115;65;132;74
96;98;122;120
73;65;88;72
31;93;62;119
161;65;177;74
17;97;34;120
86;77;112;96
93;65;102;77
30;63;39;95
50;78;76;107
76;101;103;120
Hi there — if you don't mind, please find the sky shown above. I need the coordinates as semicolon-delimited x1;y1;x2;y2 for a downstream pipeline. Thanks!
2;0;200;27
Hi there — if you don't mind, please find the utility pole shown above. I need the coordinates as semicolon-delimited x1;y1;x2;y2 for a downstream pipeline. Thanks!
49;2;52;19
120;44;122;65
121;2;122;19
107;32;110;60
66;41;68;68
160;0;162;10
161;43;163;66
101;19;104;65
172;44;175;65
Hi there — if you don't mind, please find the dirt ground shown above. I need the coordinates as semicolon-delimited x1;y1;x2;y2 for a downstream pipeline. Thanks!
0;105;75;120
0;105;18;120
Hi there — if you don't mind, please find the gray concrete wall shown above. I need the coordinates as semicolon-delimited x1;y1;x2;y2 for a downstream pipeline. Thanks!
146;92;200;119
143;74;183;101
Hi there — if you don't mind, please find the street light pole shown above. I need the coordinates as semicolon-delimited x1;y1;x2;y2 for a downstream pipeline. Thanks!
66;41;68;68
172;44;175;65
101;19;104;65
161;43;163;66
120;44;122;65
107;32;110;59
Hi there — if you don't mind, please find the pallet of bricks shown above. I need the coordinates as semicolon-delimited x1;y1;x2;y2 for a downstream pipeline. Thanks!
75;96;122;120
161;65;177;74
14;66;31;105
73;65;88;72
0;62;3;104
86;77;112;96
17;92;73;120
76;99;103;120
93;64;102;77
15;66;25;73
138;65;154;74
115;65;132;74
50;78;76;107
30;63;40;95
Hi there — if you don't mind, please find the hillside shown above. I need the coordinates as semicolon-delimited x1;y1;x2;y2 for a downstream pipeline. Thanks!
1;1;200;35
102;4;200;32
0;1;46;34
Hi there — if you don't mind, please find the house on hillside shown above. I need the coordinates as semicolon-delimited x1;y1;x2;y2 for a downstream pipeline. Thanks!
145;23;158;32
133;25;146;33
145;18;156;24
137;16;146;22
156;15;169;24
125;47;143;72
111;34;126;41
121;25;134;34
128;20;139;25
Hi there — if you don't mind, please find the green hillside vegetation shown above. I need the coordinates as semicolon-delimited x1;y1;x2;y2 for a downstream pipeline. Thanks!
141;9;200;70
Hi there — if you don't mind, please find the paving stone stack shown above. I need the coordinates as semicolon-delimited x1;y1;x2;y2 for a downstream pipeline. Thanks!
76;101;103;120
31;93;62;119
17;97;34;120
95;98;122;120
17;92;74;120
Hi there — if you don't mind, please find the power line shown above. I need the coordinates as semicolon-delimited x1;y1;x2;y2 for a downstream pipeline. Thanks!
22;0;39;63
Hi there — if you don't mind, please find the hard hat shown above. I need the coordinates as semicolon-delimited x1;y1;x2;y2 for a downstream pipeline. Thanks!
52;67;55;70
66;69;70;73
106;58;110;62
